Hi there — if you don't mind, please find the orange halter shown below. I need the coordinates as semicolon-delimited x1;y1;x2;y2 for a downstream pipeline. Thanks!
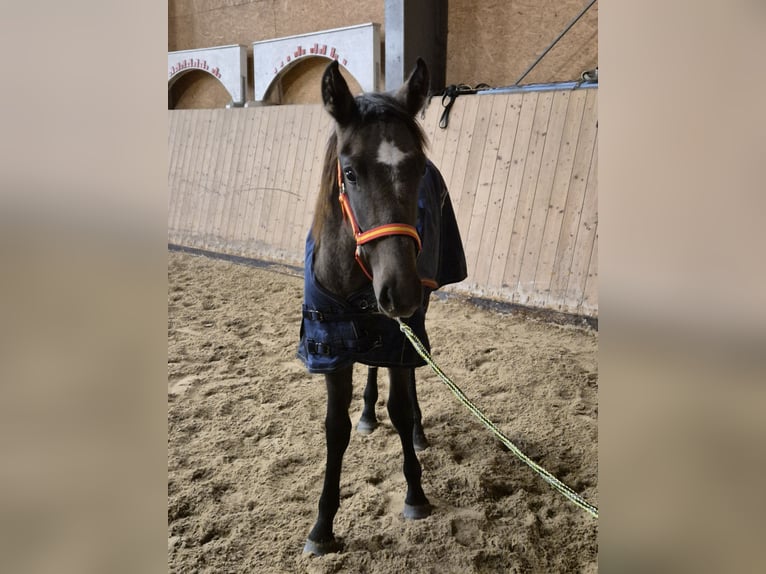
337;160;422;281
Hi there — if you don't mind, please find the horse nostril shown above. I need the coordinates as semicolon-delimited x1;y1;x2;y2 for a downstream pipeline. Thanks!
376;278;421;318
378;284;393;313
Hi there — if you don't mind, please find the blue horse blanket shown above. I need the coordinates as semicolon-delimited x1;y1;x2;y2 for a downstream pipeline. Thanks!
297;160;467;374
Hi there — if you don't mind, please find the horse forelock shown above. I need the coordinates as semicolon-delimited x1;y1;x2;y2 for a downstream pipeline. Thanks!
354;93;427;153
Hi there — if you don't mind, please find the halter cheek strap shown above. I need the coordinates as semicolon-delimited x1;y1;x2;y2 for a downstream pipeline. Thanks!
337;160;422;281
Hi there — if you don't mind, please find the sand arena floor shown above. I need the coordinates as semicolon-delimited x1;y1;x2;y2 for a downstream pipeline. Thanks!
168;250;598;573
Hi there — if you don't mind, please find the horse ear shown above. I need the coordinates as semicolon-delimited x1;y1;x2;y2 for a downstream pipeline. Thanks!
395;58;430;116
322;60;356;125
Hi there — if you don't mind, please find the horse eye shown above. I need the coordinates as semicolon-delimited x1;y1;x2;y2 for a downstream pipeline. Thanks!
343;168;357;184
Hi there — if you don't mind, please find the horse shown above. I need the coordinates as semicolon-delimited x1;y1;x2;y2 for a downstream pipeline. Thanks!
297;57;466;555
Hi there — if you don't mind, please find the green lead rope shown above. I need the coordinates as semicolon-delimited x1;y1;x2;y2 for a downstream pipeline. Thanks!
397;319;599;519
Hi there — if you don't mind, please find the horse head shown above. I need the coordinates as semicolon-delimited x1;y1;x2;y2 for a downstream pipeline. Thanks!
320;58;430;318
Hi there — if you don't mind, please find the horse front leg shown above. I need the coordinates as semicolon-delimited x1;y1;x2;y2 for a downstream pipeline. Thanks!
387;367;432;520
356;367;379;435
407;368;429;451
304;366;353;555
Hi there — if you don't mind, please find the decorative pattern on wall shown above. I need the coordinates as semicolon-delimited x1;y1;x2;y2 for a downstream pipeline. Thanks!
168;45;248;106
251;23;381;102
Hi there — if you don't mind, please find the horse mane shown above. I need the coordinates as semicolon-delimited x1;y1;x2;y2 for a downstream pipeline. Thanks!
311;131;341;244
311;93;428;244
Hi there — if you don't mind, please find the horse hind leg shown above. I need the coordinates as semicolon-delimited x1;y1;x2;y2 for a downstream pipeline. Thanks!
358;367;429;451
408;368;429;451
304;367;353;556
387;367;432;520
356;367;379;435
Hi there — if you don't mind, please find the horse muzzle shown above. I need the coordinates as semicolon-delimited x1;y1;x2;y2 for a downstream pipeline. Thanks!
375;273;422;318
368;237;422;318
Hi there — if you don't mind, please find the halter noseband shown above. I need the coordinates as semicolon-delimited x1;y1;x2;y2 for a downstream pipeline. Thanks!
337;160;422;281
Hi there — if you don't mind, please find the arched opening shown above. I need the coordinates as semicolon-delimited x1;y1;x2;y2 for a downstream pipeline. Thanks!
168;69;232;109
263;57;364;105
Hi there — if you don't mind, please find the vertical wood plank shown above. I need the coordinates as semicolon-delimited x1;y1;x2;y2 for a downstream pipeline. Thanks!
232;108;259;248
288;106;310;254
502;91;554;297
443;95;480;217
463;95;508;287
173;111;200;241
290;105;322;257
281;105;308;257
187;110;216;247
274;106;303;254
224;108;254;254
186;110;214;244
167;111;189;240
529;89;588;309
581;224;598;316
275;105;304;257
454;95;494;250
564;135;598;313
426;98;448;168
547;89;598;310
240;107;269;246
514;90;571;305
469;95;519;289
207;109;231;247
197;109;229;248
248;106;279;244
486;91;538;293
435;95;468;197
222;109;253;252
167;112;180;235
211;110;242;249
263;105;291;251
256;106;288;245
188;110;216;244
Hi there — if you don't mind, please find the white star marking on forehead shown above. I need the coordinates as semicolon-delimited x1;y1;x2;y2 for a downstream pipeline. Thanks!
376;139;409;168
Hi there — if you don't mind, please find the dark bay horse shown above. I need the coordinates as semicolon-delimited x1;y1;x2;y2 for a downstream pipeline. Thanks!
297;58;466;555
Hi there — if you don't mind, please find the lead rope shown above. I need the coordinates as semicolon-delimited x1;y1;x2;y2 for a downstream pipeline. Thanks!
396;318;599;519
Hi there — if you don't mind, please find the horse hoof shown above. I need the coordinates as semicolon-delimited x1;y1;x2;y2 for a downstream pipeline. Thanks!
303;537;342;556
413;431;429;452
403;502;432;520
356;418;378;435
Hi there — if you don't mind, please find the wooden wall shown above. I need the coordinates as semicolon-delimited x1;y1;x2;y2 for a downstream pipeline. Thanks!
168;87;598;317
168;104;333;264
